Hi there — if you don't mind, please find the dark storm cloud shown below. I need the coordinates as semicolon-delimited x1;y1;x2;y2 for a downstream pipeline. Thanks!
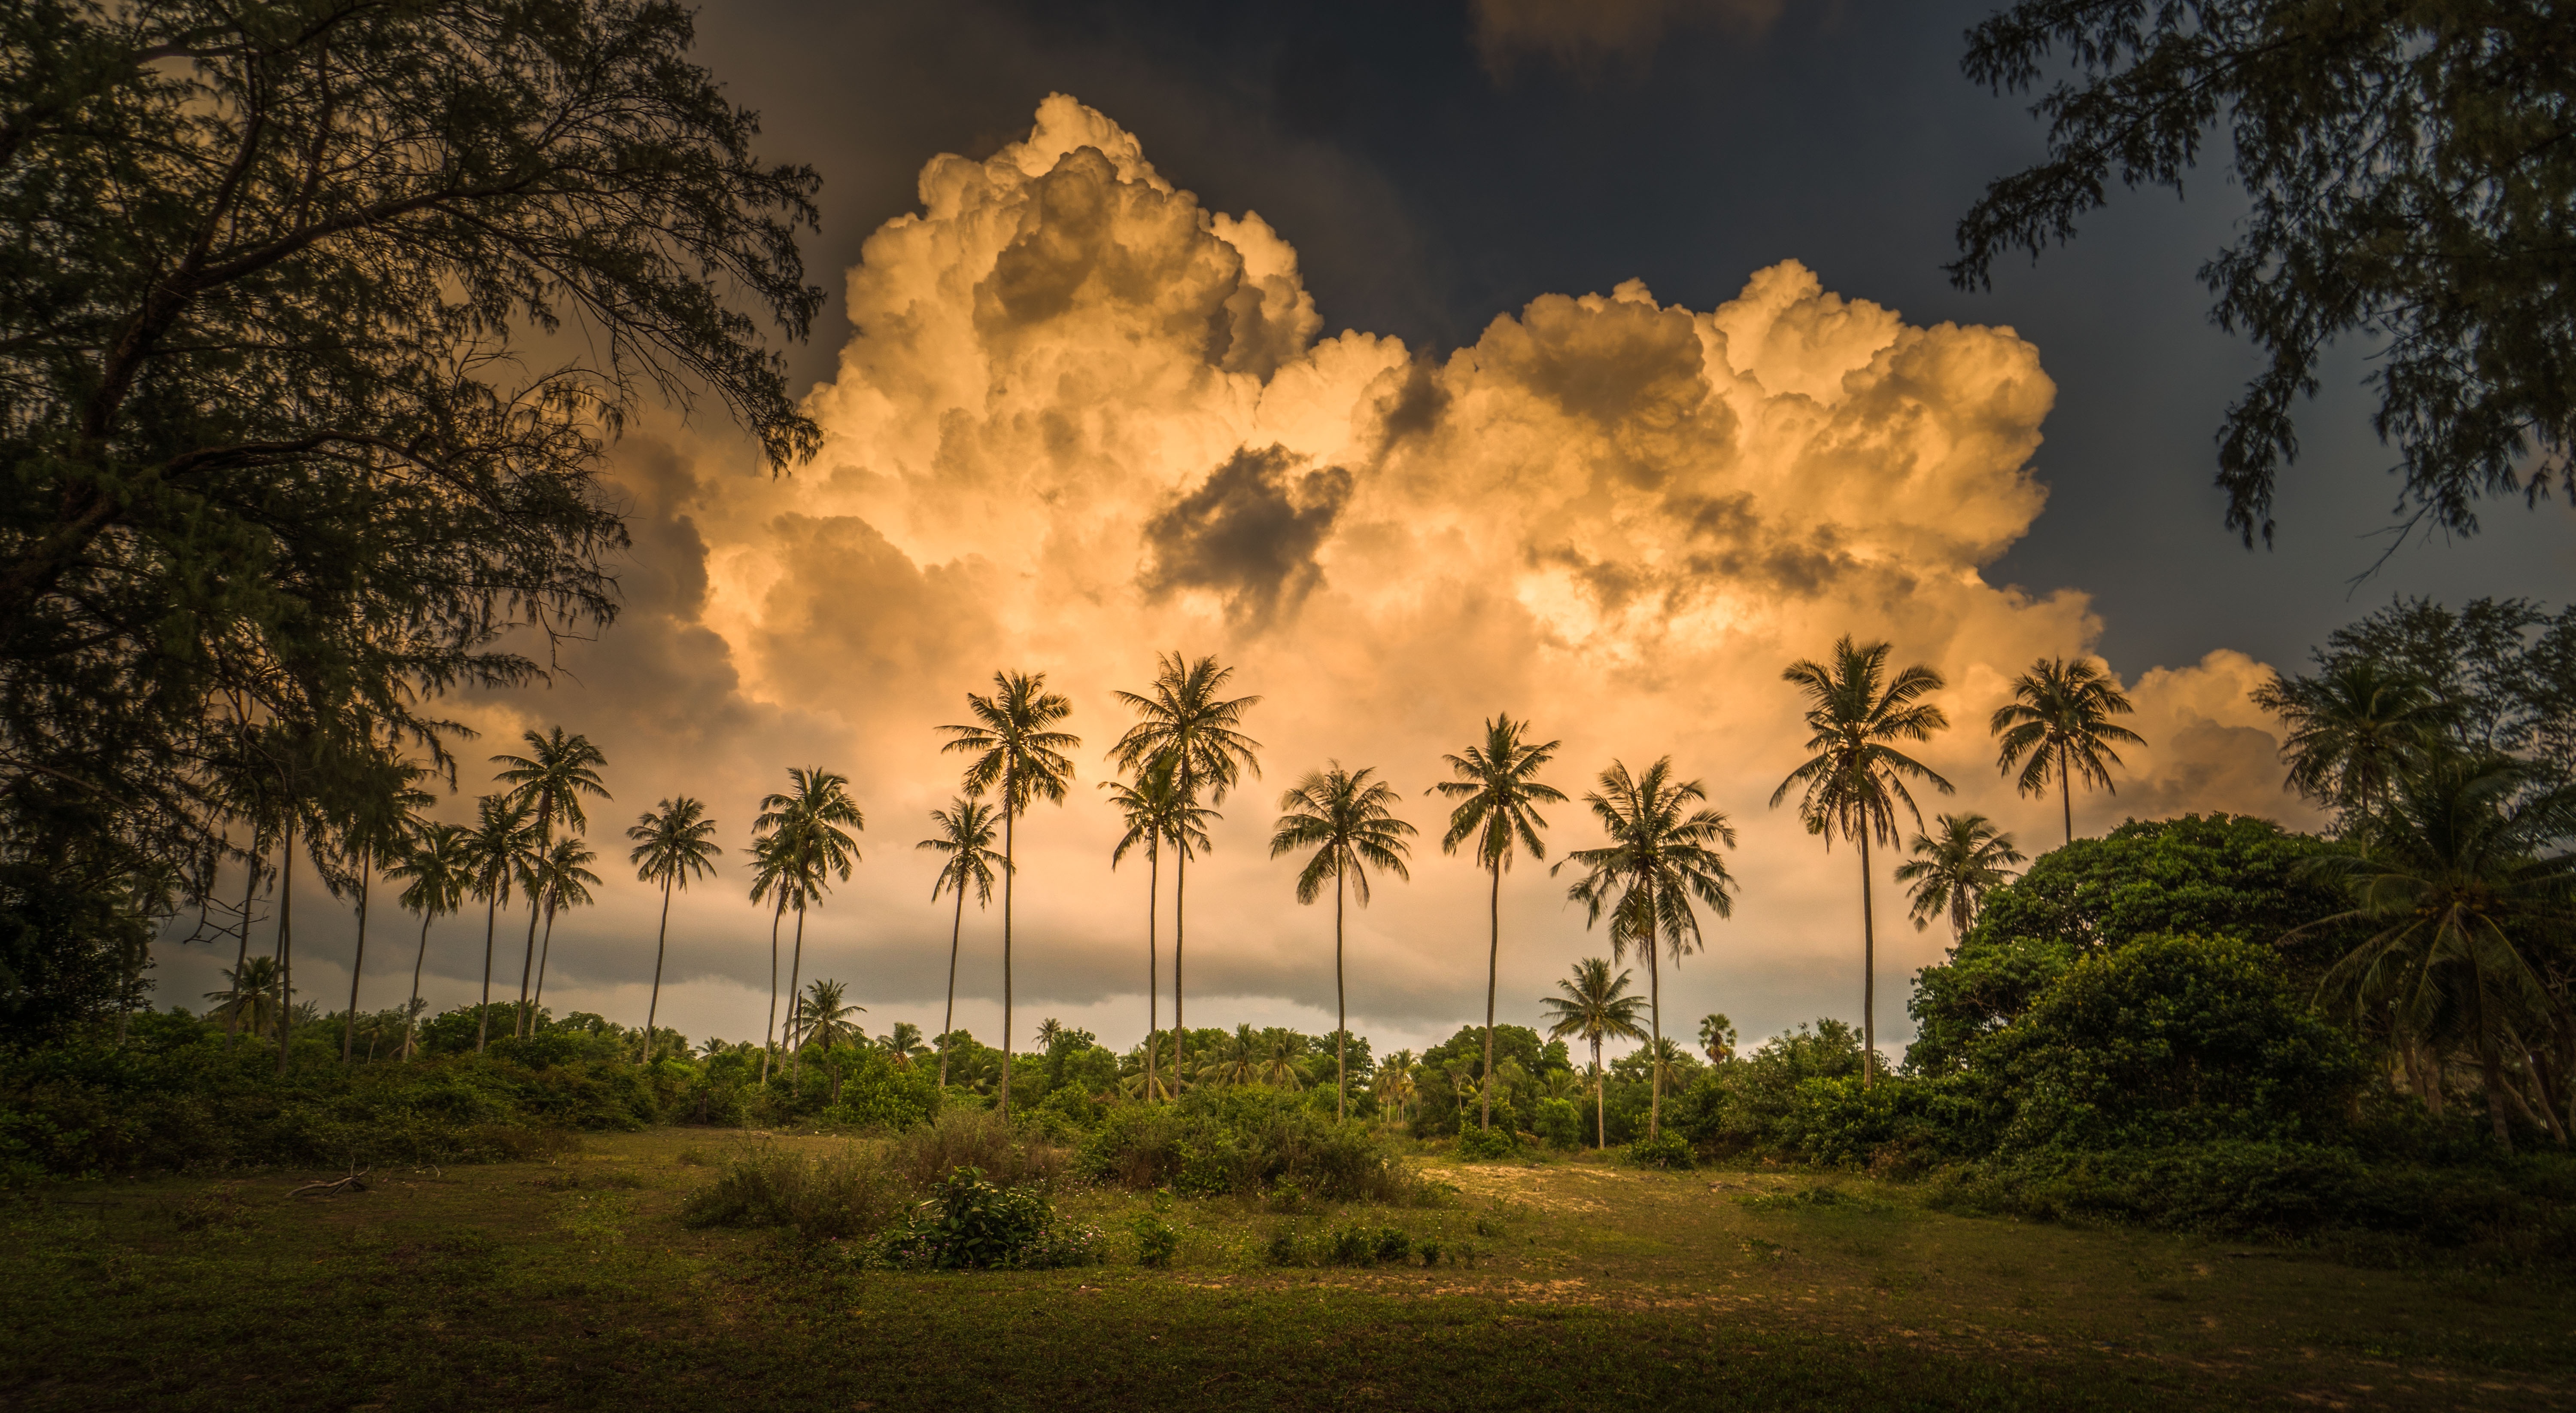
1141;444;1354;624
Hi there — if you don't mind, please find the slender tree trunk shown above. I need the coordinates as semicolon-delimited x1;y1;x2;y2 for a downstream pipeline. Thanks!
275;818;296;1076
1173;827;1187;1092
227;829;261;1046
643;875;674;1065
999;781;1017;1122
939;884;963;1088
403;910;431;1060
1648;886;1664;1141
516;896;542;1038
760;898;783;1086
519;803;553;1037
1593;1037;1606;1149
477;892;498;1052
786;904;808;1084
1146;844;1160;1102
1334;865;1347;1123
342;856;369;1062
2060;743;2073;845
1482;861;1498;1133
1859;832;1876;1091
532;903;558;1026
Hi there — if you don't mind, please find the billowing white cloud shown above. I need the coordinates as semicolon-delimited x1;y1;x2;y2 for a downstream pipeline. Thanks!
157;96;2320;1062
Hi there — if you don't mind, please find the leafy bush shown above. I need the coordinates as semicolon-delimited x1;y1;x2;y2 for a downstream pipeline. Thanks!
1128;1212;1178;1266
1074;1090;1430;1203
887;1109;1061;1191
1532;1097;1583;1150
1627;1131;1692;1169
1454;1125;1517;1161
678;1147;907;1242
878;1167;1100;1270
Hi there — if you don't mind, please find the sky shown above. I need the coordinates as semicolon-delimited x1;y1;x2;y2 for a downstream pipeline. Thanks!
156;0;2570;1067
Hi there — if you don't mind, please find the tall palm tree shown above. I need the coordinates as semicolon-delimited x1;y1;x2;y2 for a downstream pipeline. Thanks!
460;793;539;1052
1103;756;1214;1104
1540;957;1649;1149
206;956;287;1037
383;823;471;1060
745;828;802;1084
330;765;432;1062
1774;636;1953;1090
1894;813;2026;936
1258;1029;1308;1089
942;672;1079;1119
527;836;600;1023
1990;656;2145;846
626;797;721;1066
1110;653;1261;1090
491;728;610;1037
1772;639;1947;1093
753;767;864;1084
1555;758;1737;1140
2294;753;2576;1150
2253;658;2441;827
1429;713;1567;1132
1269;763;1415;1120
917;794;1005;1090
877;1020;930;1069
1034;1016;1067;1051
793;978;866;1102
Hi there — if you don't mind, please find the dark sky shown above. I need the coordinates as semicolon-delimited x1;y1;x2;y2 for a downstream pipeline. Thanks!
690;0;2569;678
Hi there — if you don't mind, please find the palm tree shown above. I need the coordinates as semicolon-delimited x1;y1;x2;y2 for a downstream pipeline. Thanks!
206;956;287;1037
2294;753;2576;1150
1103;756;1214;1104
1034;1016;1067;1052
753;767;864;1084
1429;713;1567;1132
1269;763;1416;1121
1990;656;2144;845
1894;813;2026;936
1555;759;1737;1140
491;728;610;1037
793;978;866;1103
917;795;1005;1090
2253;658;2441;827
1374;1049;1419;1125
382;823;471;1060
329;765;432;1062
1774;636;1953;1089
626;797;721;1066
1258;1029;1309;1089
878;1021;930;1069
1540;956;1649;1149
942;672;1080;1119
527;836;600;1023
460;793;539;1052
1199;1023;1263;1088
1698;1013;1737;1064
1110;653;1262;1089
745;828;801;1084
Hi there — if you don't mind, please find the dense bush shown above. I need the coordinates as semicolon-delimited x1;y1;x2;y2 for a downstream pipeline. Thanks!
887;1109;1062;1191
1454;1125;1517;1160
1627;1131;1692;1169
878;1167;1101;1270
1532;1097;1583;1150
1074;1087;1429;1203
679;1147;909;1241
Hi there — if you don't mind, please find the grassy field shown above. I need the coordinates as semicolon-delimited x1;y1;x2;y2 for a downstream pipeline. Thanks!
4;1129;2569;1411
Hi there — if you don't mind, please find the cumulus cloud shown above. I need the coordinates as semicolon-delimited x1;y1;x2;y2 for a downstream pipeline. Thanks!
162;94;2321;1060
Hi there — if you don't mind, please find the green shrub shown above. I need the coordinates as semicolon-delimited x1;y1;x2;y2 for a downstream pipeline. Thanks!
879;1167;1100;1270
1454;1125;1516;1161
1532;1097;1583;1150
1264;1222;1415;1267
1626;1131;1692;1169
678;1147;908;1241
1128;1212;1178;1266
888;1109;1061;1191
1074;1090;1429;1203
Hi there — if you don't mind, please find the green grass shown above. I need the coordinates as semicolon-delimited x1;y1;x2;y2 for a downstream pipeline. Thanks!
4;1130;2570;1411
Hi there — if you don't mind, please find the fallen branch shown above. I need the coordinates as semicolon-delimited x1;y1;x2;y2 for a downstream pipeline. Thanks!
289;1167;371;1199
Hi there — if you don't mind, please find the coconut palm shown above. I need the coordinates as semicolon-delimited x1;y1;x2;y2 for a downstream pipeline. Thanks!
1773;636;1953;1089
2253;658;2442;827
626;797;721;1065
1540;957;1649;1149
206;956;287;1037
1111;653;1262;1088
491;728;611;1037
1374;1049;1419;1125
1034;1017;1067;1052
2293;753;2576;1150
328;765;433;1062
877;1021;930;1069
1103;756;1215;1104
1990;656;2145;845
382;823;471;1060
745;828;803;1084
527;836;600;1023
1199;1023;1263;1088
754;767;864;1084
1894;813;2026;937
943;671;1080;1119
1269;763;1416;1120
460;793;540;1052
1429;713;1567;1132
793;978;866;1103
1258;1029;1309;1089
917;795;1005;1090
1555;758;1737;1140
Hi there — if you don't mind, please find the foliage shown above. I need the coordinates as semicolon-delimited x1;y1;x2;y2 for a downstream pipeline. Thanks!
1626;1131;1693;1169
1454;1125;1517;1160
678;1147;907;1242
1987;658;2142;841
1533;1097;1583;1150
1894;813;2025;935
1073;1088;1428;1203
1265;1222;1417;1267
1953;0;2576;542
884;1108;1060;1191
878;1167;1100;1270
1128;1210;1179;1266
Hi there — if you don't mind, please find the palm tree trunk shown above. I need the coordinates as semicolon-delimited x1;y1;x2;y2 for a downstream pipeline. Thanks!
1173;809;1187;1093
516;897;542;1038
342;856;369;1062
275;817;296;1076
786;904;808;1085
1334;865;1347;1123
939;884;963;1089
1648;890;1664;1142
477;892;498;1052
1859;831;1876;1092
227;829;261;1046
1148;844;1161;1102
1593;1037;1606;1149
643;875;674;1065
2059;743;2073;845
519;803;553;1038
1482;861;1498;1133
999;785;1017;1122
760;897;783;1086
532;903;558;1025
403;909;431;1060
